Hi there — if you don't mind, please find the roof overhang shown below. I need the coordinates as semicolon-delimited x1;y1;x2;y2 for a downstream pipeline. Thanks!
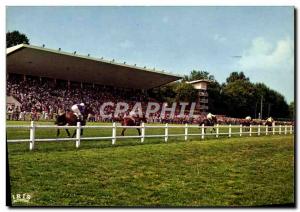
7;44;182;89
186;79;211;84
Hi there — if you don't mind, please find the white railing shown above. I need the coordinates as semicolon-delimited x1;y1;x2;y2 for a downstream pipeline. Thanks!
6;122;294;151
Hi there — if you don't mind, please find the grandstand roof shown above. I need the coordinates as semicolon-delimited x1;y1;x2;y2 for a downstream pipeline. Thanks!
186;79;211;84
7;44;182;89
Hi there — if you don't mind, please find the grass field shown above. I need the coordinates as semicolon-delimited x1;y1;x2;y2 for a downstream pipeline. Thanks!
7;121;294;207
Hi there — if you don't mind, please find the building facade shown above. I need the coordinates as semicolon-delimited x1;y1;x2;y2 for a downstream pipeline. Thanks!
187;79;210;114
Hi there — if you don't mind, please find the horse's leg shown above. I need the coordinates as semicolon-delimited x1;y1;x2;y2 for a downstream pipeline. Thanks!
137;128;141;136
81;129;83;136
121;128;126;136
57;129;60;137
65;129;71;137
72;130;76;138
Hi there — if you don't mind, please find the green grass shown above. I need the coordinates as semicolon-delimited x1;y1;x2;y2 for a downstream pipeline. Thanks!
7;121;294;206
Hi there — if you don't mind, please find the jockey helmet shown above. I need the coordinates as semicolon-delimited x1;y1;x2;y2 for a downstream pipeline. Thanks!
80;103;85;107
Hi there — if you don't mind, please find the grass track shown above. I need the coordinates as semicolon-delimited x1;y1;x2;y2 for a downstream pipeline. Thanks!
7;121;294;206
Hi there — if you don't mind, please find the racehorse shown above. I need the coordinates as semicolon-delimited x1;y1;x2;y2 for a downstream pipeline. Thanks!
241;119;252;131
265;118;275;131
120;115;147;136
55;108;89;138
199;116;218;133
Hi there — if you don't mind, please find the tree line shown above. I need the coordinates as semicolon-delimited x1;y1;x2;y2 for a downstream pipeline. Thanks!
149;70;294;120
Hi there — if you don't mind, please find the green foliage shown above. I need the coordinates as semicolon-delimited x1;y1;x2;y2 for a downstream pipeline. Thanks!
149;81;197;103
223;79;256;118
183;70;215;82
289;102;294;119
152;70;291;119
174;83;197;102
226;71;249;83
6;30;30;48
148;83;177;103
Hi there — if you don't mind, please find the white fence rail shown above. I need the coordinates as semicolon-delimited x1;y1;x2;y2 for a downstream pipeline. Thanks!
6;121;294;150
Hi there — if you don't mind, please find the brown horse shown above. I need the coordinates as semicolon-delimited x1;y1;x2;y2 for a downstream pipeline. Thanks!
199;116;218;133
265;118;275;131
120;115;147;136
55;110;88;138
241;119;252;131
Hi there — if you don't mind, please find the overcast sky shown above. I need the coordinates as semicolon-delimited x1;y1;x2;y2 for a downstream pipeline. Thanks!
6;6;294;103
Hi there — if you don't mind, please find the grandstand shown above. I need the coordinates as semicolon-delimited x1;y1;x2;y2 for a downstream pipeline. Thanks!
7;44;181;89
6;44;187;122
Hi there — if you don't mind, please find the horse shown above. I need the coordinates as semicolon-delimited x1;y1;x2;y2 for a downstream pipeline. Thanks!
119;115;147;136
55;109;89;138
241;119;252;131
199;116;218;133
265;118;275;131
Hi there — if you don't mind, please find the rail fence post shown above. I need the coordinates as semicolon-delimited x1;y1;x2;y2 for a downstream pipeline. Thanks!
279;125;282;135
216;124;219;138
239;124;242;137
284;125;287;135
201;124;205;140
229;124;232;138
76;122;81;148
164;123;168;142
272;123;275;135
141;122;145;143
29;121;35;151
258;125;261;136
249;125;252;137
184;123;188;141
112;122;116;145
266;125;268;135
290;125;293;134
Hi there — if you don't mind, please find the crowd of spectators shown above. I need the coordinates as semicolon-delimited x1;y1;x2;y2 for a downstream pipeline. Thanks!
6;74;196;123
7;74;293;126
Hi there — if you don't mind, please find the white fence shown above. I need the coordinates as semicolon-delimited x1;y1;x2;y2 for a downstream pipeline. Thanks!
6;121;294;151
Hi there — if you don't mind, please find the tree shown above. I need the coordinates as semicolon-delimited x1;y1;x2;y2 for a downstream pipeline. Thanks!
183;70;215;82
174;83;198;102
148;82;177;103
223;79;256;118
6;30;30;48
206;81;226;114
253;83;289;119
289;102;294;120
226;71;249;83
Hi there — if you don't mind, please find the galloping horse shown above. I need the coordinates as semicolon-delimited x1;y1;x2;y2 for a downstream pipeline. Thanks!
55;108;89;138
199;116;218;133
120;115;147;136
241;119;252;131
265;117;275;131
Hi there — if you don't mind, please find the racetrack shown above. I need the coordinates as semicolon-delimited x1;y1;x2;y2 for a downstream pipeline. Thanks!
7;121;294;206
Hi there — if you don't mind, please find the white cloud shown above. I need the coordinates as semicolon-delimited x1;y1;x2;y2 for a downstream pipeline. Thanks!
213;34;226;42
235;37;294;102
237;37;294;72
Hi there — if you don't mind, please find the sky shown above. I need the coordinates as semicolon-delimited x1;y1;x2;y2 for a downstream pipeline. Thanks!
6;6;294;103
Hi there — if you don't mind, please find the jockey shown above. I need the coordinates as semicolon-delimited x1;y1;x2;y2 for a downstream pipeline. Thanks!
71;103;85;121
207;112;215;120
245;116;252;121
128;110;137;123
266;117;274;123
